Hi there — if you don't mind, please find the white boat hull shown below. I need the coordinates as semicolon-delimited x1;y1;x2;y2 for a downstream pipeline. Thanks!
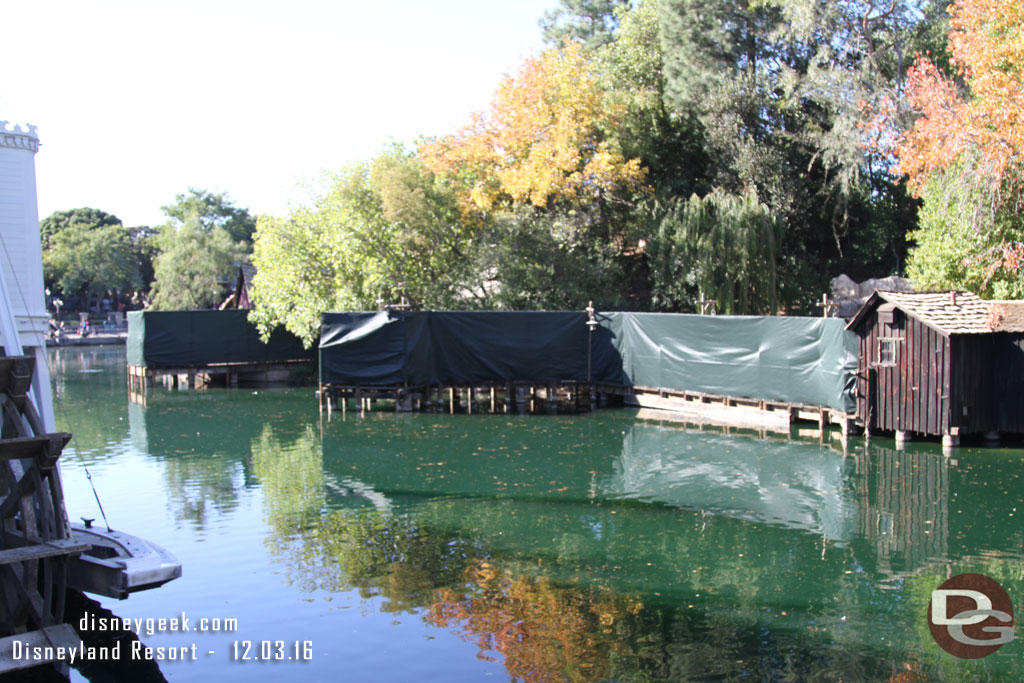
68;524;182;599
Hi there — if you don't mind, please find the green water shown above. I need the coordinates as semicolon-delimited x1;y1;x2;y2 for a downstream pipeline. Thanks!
53;346;1023;682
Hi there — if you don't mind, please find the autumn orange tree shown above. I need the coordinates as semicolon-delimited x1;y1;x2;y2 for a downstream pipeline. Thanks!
417;41;646;310
897;0;1024;295
419;42;646;214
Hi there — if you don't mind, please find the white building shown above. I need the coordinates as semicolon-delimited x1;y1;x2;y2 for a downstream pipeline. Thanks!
0;121;54;428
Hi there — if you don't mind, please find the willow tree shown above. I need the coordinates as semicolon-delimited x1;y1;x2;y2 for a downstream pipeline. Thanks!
650;189;782;314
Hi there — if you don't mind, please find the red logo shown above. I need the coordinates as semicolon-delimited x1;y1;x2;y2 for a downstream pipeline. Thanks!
928;573;1015;659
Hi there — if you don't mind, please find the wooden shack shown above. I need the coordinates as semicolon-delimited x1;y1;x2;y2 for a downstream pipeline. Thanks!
847;291;1024;446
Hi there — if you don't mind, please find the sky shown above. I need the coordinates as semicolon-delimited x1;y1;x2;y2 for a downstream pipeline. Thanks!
0;0;556;227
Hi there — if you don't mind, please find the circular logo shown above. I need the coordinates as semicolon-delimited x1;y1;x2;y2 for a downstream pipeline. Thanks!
928;573;1015;659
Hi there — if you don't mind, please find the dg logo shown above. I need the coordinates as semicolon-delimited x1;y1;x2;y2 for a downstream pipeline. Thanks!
928;573;1015;659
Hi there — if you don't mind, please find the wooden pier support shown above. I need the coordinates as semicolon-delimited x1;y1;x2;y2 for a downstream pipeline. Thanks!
127;360;309;396
320;380;601;416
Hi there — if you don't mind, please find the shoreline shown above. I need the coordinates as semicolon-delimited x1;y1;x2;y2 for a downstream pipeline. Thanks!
48;333;127;347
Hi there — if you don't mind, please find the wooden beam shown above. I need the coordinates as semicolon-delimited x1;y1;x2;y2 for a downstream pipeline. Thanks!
0;624;81;674
0;434;70;470
0;540;90;566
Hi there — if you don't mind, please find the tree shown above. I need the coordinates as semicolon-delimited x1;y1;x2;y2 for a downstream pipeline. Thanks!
897;0;1024;195
148;222;243;310
595;0;708;203
649;189;782;314
40;207;149;309
654;0;940;306
249;148;480;346
161;188;258;248
905;166;1024;298
42;222;142;310
127;225;159;293
894;0;1024;291
147;189;251;310
40;207;122;248
419;42;646;214
539;0;630;49
464;206;627;310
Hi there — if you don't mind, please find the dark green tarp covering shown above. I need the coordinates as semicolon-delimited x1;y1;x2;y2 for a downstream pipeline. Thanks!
320;311;592;386
599;313;857;413
127;310;313;367
319;311;857;413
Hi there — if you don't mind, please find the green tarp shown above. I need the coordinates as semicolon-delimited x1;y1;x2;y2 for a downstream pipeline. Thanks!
320;311;592;386
600;313;857;413
318;311;857;413
127;310;313;367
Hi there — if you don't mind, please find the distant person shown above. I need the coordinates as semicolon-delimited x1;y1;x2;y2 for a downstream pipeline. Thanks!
49;318;62;343
79;319;92;337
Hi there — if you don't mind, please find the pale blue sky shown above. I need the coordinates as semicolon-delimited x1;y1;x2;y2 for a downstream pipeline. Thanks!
1;0;555;227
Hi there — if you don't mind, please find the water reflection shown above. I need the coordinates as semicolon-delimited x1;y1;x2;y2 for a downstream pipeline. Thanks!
605;422;858;540
110;356;1024;682
126;389;313;530
226;414;1016;679
852;445;950;577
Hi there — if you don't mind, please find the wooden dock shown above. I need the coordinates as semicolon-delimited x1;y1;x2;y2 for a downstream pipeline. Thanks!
318;379;857;435
127;359;310;392
319;381;596;415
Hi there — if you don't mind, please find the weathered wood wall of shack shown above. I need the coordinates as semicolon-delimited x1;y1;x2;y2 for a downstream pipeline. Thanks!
952;334;1024;434
856;309;952;436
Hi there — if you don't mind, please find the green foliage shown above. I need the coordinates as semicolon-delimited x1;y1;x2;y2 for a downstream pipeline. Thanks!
42;221;142;307
649;189;782;314
40;207;154;307
249;148;480;346
652;0;941;308
127;225;159;292
596;0;708;203
539;0;630;49
468;206;627;310
148;222;243;310
40;207;121;248
147;188;252;310
906;167;1024;298
161;187;257;248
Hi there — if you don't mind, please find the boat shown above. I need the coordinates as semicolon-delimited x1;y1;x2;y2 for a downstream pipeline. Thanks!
67;524;183;600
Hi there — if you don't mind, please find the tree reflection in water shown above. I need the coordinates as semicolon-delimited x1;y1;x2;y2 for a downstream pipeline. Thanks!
250;421;1022;682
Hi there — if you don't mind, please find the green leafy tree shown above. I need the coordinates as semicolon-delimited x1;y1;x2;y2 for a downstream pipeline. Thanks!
148;222;243;310
249;148;480;346
43;222;142;310
654;0;941;308
906;166;1024;299
649;189;782;314
467;206;627;310
147;190;250;309
539;0;630;49
596;0;708;202
161;188;257;248
40;207;121;248
127;225;159;293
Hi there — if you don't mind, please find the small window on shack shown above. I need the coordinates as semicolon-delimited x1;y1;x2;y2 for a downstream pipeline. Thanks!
877;338;897;366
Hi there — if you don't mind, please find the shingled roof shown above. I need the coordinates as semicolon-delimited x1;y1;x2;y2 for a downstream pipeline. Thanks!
847;290;1024;334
